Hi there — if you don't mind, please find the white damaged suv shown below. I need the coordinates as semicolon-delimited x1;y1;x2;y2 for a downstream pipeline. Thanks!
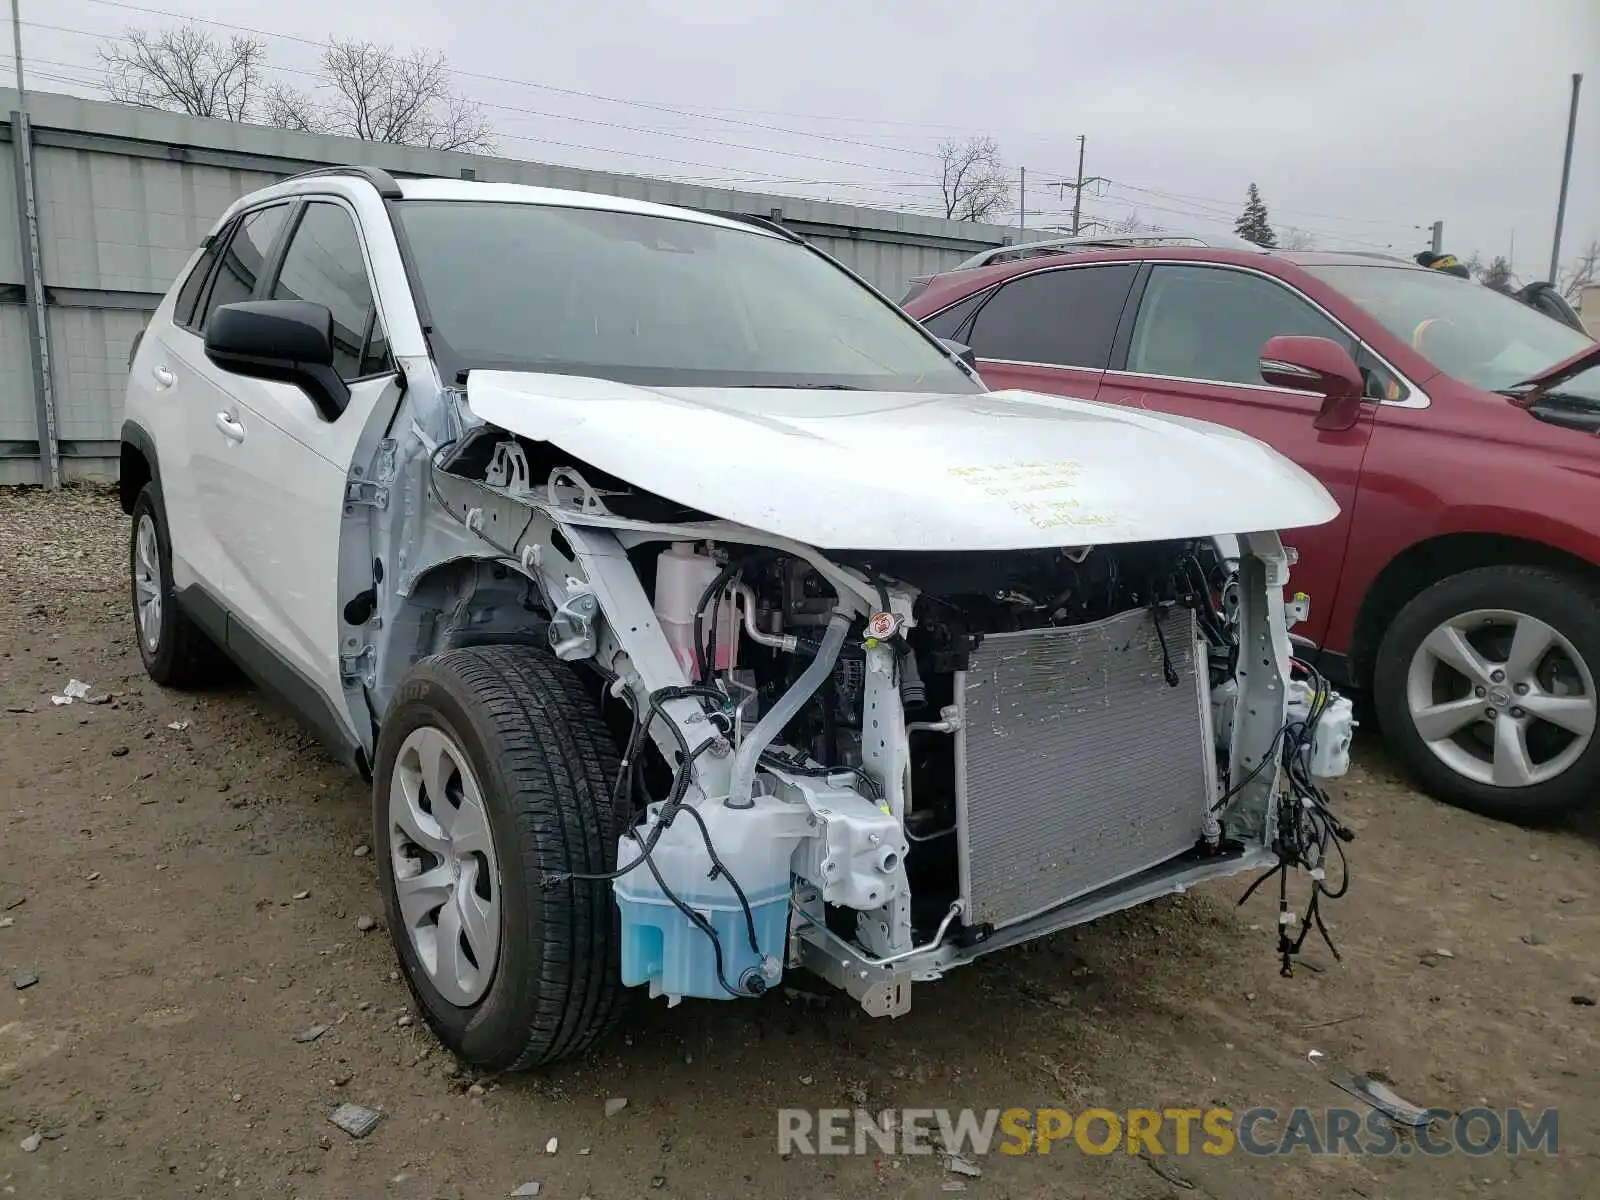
120;166;1356;1070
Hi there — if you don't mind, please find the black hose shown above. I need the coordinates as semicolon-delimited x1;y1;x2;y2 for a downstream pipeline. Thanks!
694;559;743;681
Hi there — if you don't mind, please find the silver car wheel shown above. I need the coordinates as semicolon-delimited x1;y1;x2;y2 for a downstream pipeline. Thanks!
134;512;163;653
388;726;502;1007
1406;607;1597;788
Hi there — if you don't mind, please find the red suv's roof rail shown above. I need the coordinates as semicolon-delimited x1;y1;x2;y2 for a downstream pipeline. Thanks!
949;231;1269;272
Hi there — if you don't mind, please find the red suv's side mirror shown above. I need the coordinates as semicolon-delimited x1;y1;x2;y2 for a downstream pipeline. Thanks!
1259;335;1365;432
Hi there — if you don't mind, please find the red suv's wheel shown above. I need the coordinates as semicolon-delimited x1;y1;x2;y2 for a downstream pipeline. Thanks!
1373;565;1600;823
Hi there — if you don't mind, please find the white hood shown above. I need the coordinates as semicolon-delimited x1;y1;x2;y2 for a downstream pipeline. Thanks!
465;372;1338;551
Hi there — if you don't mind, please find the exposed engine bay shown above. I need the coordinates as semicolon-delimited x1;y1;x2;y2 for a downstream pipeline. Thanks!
407;430;1358;1017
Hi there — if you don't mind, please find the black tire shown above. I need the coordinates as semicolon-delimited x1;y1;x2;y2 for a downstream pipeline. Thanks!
373;645;627;1071
1373;566;1600;823
129;482;228;689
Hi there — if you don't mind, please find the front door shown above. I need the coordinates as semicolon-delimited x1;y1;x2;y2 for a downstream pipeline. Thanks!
162;202;295;601
201;198;400;746
1095;264;1383;648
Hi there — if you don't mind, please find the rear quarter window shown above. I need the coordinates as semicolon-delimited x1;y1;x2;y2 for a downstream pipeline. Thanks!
919;290;989;341
172;240;221;330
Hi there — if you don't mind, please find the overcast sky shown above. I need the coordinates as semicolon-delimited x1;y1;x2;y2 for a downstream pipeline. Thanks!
12;0;1600;283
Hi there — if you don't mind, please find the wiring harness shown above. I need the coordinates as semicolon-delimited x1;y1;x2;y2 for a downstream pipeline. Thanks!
543;679;771;999
1235;657;1356;977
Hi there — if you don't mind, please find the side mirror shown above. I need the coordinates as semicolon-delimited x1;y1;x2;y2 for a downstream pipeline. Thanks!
1259;335;1364;432
940;338;978;369
204;300;351;422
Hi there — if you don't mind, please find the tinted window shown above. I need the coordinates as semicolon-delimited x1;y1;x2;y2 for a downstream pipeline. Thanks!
393;201;979;393
198;205;291;332
1308;263;1595;394
173;243;219;329
1356;347;1407;403
270;202;385;381
1128;265;1350;386
965;265;1138;369
920;290;988;341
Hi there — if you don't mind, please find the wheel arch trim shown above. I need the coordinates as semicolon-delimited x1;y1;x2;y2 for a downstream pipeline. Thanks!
119;419;161;515
1347;530;1600;686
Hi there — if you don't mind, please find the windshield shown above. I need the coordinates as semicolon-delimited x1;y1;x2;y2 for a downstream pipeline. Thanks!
1307;263;1598;403
395;200;979;394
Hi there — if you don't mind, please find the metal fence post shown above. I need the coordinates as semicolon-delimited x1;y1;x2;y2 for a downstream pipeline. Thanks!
10;109;59;489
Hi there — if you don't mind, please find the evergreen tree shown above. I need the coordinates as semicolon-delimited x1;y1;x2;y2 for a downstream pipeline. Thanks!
1234;183;1278;249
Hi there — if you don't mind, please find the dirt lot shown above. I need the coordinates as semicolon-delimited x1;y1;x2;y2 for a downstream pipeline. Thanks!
1;486;1596;1200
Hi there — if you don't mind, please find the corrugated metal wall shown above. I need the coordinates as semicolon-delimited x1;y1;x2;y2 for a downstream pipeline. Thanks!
1;89;1033;486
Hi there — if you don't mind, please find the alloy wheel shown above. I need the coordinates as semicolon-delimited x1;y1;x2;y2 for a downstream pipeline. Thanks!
1406;607;1597;789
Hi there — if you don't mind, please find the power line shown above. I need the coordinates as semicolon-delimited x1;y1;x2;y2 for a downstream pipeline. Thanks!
22;21;942;178
28;2;1441;247
58;0;1090;197
15;37;955;208
23;22;978;216
1103;178;1428;230
55;0;1128;145
66;0;960;164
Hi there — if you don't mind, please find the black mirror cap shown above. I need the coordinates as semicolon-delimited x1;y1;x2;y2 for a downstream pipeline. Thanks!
203;300;351;421
206;299;335;367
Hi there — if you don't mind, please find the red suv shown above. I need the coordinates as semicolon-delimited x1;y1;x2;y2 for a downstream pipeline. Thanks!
904;237;1600;823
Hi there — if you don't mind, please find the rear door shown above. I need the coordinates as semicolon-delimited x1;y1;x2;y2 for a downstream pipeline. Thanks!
128;234;221;591
940;263;1141;398
1096;263;1387;645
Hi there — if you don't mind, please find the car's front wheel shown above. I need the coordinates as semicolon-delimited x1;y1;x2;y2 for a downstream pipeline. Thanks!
373;645;628;1071
1374;565;1600;823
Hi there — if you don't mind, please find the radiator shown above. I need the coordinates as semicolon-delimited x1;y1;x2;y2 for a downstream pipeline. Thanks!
953;606;1214;930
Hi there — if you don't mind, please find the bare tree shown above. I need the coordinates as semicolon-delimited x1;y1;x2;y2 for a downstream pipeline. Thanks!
99;25;494;152
1480;255;1514;293
937;137;1011;223
1279;226;1316;251
97;26;265;121
265;39;495;152
1107;210;1162;236
1558;240;1599;303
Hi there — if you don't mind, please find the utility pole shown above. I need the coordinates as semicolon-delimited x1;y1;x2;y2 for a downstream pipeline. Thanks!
1430;221;1443;254
1052;136;1106;237
9;0;22;98
10;0;60;489
1071;136;1086;236
1548;72;1583;284
1019;165;1025;231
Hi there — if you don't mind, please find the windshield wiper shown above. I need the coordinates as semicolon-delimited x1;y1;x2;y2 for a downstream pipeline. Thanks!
734;383;863;391
1497;384;1599;410
1528;389;1599;409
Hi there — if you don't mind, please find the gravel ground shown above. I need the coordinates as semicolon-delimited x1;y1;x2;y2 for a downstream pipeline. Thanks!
1;485;1597;1200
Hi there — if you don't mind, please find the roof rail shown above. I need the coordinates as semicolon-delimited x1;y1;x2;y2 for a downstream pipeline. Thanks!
951;230;1265;272
279;165;404;199
1293;248;1415;265
697;209;805;243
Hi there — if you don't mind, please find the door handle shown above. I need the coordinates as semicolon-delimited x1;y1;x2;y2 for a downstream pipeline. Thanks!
214;411;246;443
152;364;176;389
